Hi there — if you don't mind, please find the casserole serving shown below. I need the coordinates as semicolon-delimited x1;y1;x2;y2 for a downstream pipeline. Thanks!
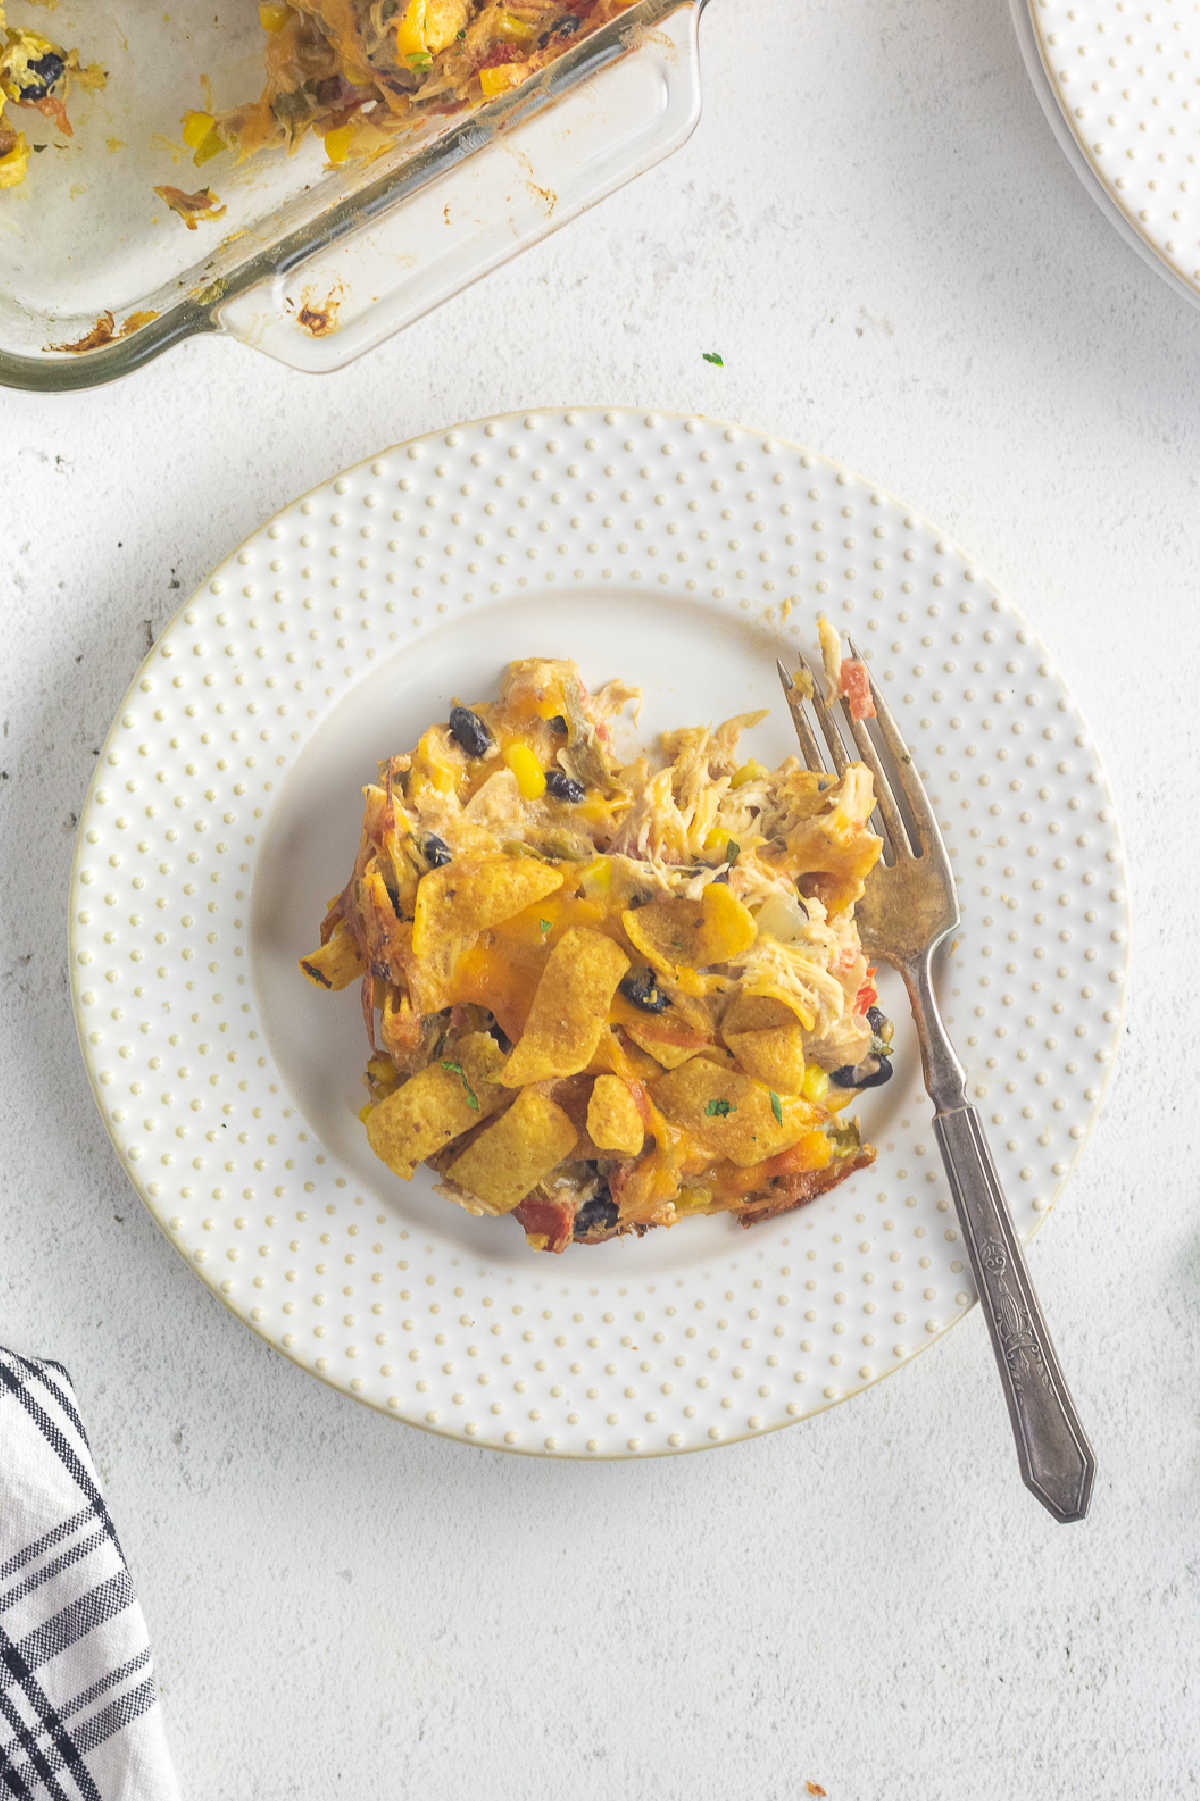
302;656;893;1251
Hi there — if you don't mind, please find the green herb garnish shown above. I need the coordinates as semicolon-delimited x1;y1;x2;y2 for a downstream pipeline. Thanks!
702;351;724;366
441;1060;479;1111
769;1090;783;1126
539;918;552;936
705;1097;735;1117
726;838;740;864
407;49;434;68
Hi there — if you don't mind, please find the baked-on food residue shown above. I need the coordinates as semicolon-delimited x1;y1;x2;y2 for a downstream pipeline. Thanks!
292;279;346;335
180;1;636;173
300;655;895;1253
45;309;159;354
0;6;77;188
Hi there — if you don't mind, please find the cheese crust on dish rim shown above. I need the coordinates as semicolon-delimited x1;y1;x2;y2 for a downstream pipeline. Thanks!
301;654;895;1252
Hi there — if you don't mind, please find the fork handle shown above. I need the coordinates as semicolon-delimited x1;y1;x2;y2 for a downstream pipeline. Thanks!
933;1103;1096;1523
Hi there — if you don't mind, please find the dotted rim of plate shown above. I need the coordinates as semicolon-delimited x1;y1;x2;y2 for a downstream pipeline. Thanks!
1025;0;1200;303
68;408;1130;1457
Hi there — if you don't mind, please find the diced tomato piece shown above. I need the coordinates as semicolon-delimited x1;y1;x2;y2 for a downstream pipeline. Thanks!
853;969;878;1015
476;43;522;69
839;659;875;721
33;95;72;137
514;1194;576;1253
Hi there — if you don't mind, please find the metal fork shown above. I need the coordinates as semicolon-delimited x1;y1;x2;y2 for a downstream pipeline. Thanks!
777;650;1096;1523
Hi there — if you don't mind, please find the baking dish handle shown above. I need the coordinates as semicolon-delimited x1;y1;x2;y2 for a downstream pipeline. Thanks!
215;2;703;372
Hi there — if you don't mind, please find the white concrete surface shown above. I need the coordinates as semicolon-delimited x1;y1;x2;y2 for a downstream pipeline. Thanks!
2;0;1198;1795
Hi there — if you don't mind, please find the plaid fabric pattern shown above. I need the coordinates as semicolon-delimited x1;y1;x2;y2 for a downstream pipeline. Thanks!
0;1350;179;1801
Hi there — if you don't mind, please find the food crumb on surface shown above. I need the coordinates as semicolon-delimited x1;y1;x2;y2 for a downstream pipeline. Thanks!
152;182;225;229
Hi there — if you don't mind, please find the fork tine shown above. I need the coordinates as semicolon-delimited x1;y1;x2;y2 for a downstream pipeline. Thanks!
775;659;827;773
847;638;947;861
836;699;911;861
801;656;850;777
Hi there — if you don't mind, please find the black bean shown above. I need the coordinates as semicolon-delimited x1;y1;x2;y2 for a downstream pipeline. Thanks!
619;968;669;1013
866;1004;893;1059
18;52;64;100
575;1195;619;1237
547;714;568;735
829;1055;894;1090
545;770;585;803
423;833;452;868
448;705;493;757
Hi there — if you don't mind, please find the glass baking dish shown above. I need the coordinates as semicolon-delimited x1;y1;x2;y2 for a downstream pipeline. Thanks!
0;0;706;390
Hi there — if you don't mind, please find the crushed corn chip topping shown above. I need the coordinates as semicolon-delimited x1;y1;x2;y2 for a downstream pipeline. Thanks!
302;656;889;1251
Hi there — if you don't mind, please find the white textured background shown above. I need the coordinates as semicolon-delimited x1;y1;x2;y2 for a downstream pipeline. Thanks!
2;0;1198;1795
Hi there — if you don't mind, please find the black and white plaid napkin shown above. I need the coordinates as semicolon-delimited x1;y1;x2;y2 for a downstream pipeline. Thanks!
0;1349;179;1800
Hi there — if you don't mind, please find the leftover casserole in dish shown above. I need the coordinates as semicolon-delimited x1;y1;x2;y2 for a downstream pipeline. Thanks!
0;7;76;188
1;0;703;388
187;0;637;170
301;657;894;1252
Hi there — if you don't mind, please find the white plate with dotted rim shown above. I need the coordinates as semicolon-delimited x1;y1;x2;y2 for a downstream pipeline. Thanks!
69;408;1128;1458
1013;0;1200;309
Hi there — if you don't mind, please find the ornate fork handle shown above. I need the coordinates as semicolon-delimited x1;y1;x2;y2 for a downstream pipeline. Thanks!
903;952;1097;1523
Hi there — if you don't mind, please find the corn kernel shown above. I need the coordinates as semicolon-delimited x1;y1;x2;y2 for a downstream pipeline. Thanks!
479;61;525;97
182;110;215;149
801;1065;830;1103
323;124;355;165
731;759;767;789
394;0;427;56
581;856;611;892
193;127;224;167
258;1;291;30
494;9;537;41
0;134;29;188
357;1102;374;1123
503;741;546;800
